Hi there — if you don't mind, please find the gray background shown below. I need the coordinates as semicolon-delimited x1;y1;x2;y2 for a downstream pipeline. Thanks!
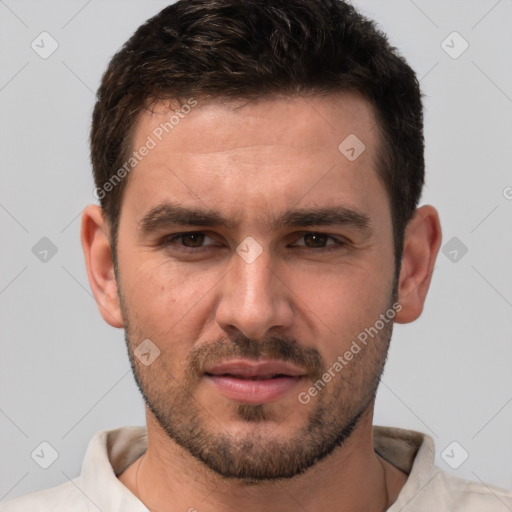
1;0;511;501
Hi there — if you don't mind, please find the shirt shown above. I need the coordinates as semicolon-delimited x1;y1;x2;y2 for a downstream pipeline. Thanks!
2;425;512;511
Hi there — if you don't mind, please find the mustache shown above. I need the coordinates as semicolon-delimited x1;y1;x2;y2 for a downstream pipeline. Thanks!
187;332;325;379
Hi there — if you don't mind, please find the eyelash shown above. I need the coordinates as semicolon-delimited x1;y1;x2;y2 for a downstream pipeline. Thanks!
158;231;348;253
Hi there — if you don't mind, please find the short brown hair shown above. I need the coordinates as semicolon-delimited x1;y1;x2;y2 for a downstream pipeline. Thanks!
91;0;424;268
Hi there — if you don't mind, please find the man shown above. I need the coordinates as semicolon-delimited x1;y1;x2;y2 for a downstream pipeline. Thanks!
3;0;511;510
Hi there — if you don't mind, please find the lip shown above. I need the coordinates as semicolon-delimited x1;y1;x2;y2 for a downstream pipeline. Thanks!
205;359;306;404
206;359;306;378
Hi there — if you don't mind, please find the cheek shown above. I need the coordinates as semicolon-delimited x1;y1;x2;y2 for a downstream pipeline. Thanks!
118;254;216;341
288;263;392;355
298;257;388;305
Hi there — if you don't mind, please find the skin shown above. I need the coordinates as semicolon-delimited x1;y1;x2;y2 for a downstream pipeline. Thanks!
81;93;442;511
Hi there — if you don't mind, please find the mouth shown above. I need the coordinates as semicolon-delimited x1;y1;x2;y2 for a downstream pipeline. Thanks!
207;373;295;380
204;359;306;404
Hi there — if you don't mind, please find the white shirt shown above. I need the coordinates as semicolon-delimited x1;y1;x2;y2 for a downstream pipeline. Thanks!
2;425;512;511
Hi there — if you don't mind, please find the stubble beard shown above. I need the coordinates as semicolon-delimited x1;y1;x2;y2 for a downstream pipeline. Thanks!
120;312;393;483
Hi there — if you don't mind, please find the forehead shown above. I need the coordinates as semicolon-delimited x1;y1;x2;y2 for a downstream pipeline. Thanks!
134;93;378;159
122;93;386;227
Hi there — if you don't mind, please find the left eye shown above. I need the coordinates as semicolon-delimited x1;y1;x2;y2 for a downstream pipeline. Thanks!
292;233;343;249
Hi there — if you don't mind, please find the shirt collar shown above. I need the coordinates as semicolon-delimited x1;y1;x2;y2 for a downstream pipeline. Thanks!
77;424;437;511
80;426;149;512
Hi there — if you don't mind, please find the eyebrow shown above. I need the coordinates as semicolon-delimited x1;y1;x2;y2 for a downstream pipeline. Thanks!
138;202;371;235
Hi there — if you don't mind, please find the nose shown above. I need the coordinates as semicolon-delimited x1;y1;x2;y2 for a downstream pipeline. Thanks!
215;245;294;340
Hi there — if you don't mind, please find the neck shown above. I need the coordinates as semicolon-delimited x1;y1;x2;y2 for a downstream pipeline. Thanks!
119;405;406;512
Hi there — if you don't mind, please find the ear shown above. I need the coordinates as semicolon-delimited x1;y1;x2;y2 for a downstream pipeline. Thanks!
80;204;123;328
394;205;442;324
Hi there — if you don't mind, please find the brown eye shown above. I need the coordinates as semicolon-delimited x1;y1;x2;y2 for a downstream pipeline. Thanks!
302;233;330;248
180;233;205;247
159;232;217;251
291;232;346;252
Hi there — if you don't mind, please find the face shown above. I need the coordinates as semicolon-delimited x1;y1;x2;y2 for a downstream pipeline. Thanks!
115;93;397;481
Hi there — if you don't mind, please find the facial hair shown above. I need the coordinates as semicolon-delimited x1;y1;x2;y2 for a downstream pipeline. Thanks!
120;293;394;483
